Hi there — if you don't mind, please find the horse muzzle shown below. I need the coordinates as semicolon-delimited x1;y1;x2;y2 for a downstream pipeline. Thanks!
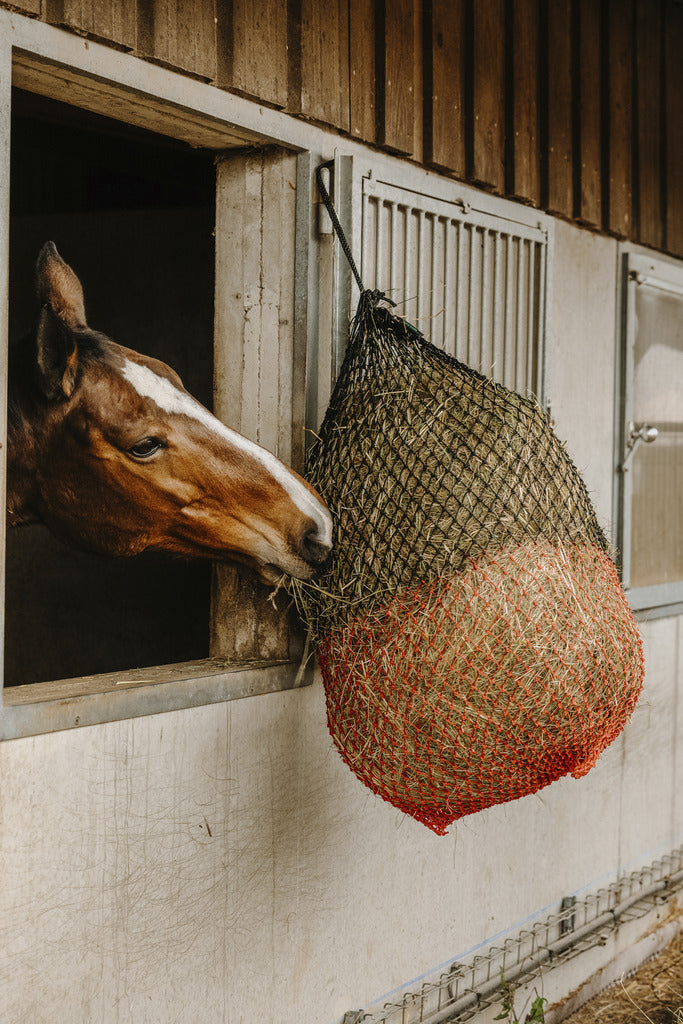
256;515;333;584
297;524;333;572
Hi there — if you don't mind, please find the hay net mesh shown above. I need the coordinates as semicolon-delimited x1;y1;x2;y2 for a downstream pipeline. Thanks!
293;287;643;836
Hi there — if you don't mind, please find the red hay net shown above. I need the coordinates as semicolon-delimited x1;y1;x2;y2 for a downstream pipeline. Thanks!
318;542;644;835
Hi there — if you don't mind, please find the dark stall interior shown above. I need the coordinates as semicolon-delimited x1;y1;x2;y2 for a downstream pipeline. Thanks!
6;89;216;685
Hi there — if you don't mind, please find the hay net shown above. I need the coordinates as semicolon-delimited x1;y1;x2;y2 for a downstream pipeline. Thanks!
293;279;643;835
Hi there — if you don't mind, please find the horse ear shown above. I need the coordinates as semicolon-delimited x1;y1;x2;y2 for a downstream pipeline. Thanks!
34;242;86;400
35;241;88;331
35;306;80;400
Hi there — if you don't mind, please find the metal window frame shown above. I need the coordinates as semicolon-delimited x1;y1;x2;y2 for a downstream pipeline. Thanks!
614;244;683;619
334;160;553;410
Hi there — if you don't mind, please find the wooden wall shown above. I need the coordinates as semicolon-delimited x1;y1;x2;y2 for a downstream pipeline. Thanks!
5;0;683;257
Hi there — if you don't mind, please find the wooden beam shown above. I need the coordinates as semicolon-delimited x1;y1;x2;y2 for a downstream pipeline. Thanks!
509;0;541;204
137;0;217;81
605;0;633;237
5;0;41;13
295;0;350;130
212;150;303;663
634;0;663;249
349;0;376;142
12;51;258;149
376;0;415;155
574;0;602;227
544;0;573;216
425;0;466;175
544;0;573;217
45;0;137;49
412;0;424;163
470;0;506;192
216;0;288;107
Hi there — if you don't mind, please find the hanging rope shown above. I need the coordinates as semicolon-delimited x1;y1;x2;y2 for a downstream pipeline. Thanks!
315;160;395;311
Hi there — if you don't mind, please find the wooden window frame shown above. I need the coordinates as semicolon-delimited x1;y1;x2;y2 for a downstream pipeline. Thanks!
0;12;331;739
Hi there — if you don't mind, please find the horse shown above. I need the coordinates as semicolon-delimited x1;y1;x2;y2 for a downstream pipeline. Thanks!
6;242;332;585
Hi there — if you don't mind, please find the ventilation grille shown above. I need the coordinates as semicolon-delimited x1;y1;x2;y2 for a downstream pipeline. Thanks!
361;179;549;401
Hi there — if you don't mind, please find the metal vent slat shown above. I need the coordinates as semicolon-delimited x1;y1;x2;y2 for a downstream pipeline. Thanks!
361;180;548;401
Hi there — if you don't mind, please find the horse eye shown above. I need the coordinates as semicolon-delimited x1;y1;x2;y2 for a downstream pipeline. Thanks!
128;437;164;459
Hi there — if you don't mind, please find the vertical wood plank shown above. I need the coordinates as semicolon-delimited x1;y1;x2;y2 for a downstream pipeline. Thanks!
349;0;376;141
470;0;506;192
634;0;663;249
545;0;574;217
10;0;43;16
574;0;602;227
664;0;683;255
509;0;541;204
212;150;301;664
296;0;350;130
376;0;415;155
425;0;466;175
138;0;217;81
605;0;633;237
45;0;137;48
216;0;288;107
412;0;424;163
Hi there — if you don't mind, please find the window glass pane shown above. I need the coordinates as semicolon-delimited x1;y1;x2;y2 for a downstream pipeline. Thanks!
630;282;683;589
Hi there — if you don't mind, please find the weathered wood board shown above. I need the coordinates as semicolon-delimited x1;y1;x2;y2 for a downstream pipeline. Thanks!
425;0;466;176
1;0;680;256
212;149;304;665
470;0;505;193
635;0;663;250
545;0;573;218
509;0;541;205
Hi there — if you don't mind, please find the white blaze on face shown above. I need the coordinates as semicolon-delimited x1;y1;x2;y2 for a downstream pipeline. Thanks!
121;359;332;545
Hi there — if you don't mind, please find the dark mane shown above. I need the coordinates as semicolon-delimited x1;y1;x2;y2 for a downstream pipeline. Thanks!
8;323;108;414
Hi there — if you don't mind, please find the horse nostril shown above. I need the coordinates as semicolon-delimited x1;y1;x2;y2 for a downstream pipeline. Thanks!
298;526;332;569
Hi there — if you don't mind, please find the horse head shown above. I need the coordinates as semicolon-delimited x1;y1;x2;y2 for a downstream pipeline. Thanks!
7;242;332;584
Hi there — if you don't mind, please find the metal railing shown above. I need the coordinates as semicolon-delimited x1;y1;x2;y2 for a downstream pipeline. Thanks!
344;846;683;1024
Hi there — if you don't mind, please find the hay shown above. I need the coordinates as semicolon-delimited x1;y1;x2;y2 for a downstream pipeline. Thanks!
563;929;683;1024
318;541;643;834
293;299;609;642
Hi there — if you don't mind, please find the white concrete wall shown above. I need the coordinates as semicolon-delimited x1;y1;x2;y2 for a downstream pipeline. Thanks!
0;221;681;1024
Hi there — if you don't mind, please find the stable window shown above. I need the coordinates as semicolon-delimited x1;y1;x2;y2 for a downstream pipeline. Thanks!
616;248;683;616
7;89;215;687
1;56;314;738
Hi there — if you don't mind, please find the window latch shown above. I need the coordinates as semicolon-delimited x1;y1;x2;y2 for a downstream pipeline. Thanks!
620;422;659;472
